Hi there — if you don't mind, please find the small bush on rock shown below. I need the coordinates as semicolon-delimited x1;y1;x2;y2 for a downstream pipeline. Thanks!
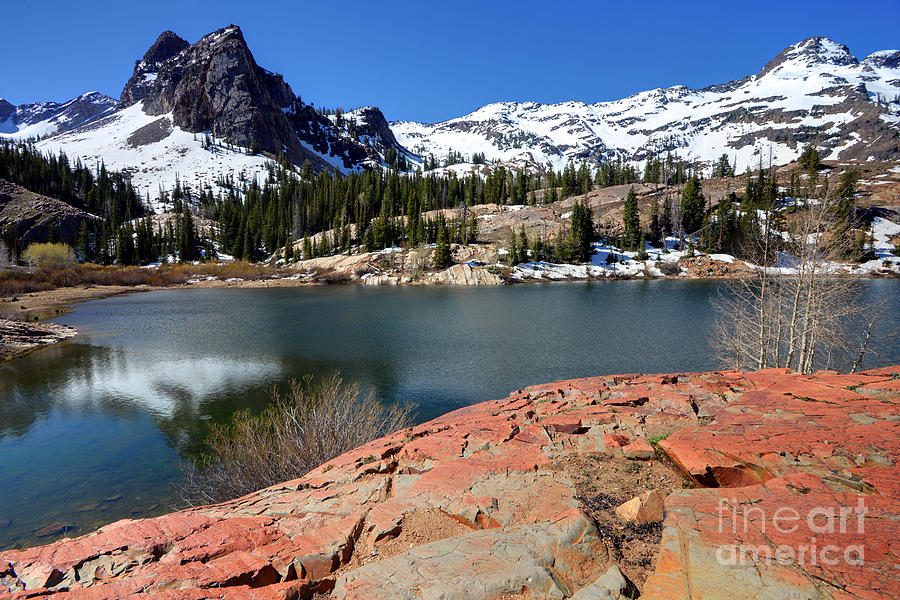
179;375;414;506
658;261;681;276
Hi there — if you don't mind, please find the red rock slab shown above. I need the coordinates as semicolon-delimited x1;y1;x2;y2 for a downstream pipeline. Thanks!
758;377;869;403
660;383;900;487
540;415;587;434
858;366;900;377
859;378;900;392
623;438;655;460
648;369;900;599
644;472;900;600
333;509;605;600
12;580;313;600
526;375;612;397
3;366;899;599
603;432;632;449
0;513;218;587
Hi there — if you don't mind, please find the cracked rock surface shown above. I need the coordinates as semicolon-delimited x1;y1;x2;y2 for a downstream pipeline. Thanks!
1;367;898;599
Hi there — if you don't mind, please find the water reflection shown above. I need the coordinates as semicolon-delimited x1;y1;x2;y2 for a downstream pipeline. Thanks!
0;345;281;438
1;280;897;549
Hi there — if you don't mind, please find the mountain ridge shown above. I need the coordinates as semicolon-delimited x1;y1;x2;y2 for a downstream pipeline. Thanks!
6;25;411;206
393;36;900;172
2;32;898;204
0;92;117;140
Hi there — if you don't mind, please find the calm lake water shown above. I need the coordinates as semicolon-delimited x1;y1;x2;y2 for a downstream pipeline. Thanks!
1;279;898;548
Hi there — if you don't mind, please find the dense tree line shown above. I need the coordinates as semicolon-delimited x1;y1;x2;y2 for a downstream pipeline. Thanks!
3;141;863;272
641;153;697;185
0;141;146;262
197;157;621;264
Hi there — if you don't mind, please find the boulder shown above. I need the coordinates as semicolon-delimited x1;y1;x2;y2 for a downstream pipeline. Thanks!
570;565;637;600
615;490;666;524
623;438;655;460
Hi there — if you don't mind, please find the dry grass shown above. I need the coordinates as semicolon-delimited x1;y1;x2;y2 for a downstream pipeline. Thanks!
178;375;415;507
0;261;275;297
564;451;685;590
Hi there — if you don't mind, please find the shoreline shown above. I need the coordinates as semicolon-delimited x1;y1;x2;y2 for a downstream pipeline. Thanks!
1;263;896;361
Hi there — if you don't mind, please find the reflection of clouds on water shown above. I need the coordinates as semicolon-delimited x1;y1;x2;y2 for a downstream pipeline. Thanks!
55;352;281;419
0;344;282;439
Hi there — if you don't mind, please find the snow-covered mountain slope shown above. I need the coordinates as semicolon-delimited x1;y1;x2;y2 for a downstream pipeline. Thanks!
113;25;412;176
392;38;900;172
0;92;117;140
15;26;412;204
37;102;274;211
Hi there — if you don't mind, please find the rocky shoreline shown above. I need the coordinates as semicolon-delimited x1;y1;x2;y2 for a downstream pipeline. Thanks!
1;366;897;599
0;318;77;360
2;255;897;361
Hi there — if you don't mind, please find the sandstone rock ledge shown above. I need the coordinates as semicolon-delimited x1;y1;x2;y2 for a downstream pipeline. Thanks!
2;367;899;599
0;318;77;360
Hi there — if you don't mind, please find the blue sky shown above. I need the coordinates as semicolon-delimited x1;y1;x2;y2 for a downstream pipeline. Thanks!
1;0;898;123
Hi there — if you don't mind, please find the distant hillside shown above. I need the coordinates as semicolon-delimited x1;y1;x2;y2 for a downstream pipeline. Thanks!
0;92;116;140
393;37;900;172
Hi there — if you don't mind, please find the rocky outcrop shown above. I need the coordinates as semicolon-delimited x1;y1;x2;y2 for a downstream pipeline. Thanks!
0;179;98;244
118;31;190;108
645;366;900;599
423;263;505;285
0;318;76;360
1;367;898;598
116;26;412;171
123;26;302;161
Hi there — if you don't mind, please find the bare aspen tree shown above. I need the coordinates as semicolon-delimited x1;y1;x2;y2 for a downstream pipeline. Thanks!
714;171;877;374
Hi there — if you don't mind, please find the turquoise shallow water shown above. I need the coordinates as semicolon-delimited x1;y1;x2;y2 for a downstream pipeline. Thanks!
1;279;898;549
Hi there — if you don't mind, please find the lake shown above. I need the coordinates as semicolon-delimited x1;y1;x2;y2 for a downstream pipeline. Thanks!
1;279;898;548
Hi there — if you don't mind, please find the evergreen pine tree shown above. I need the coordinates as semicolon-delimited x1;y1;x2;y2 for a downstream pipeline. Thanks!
76;220;92;262
622;186;641;250
518;225;529;263
433;216;452;268
680;176;705;236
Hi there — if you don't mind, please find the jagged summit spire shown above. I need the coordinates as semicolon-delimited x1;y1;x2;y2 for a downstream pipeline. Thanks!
119;30;189;108
142;30;189;66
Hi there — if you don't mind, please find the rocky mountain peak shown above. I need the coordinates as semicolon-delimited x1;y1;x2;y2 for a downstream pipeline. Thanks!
119;30;189;109
761;36;857;75
142;30;189;67
0;99;14;122
122;25;300;159
353;106;402;148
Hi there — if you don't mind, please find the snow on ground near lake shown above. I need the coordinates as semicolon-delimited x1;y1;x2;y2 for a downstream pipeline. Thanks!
508;238;697;280
37;102;275;211
847;216;900;274
506;221;900;281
